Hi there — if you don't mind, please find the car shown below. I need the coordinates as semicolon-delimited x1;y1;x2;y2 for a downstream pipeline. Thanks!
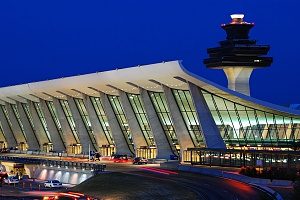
112;154;129;163
44;180;63;188
3;176;19;184
133;157;148;165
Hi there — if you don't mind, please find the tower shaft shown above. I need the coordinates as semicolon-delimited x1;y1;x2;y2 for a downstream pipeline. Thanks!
223;67;253;96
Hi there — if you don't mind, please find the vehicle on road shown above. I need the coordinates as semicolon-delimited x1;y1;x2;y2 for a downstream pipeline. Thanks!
133;157;148;165
44;180;63;188
3;176;19;184
112;154;129;163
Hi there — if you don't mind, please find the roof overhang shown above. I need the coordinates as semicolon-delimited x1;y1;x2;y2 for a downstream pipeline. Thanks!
0;60;298;117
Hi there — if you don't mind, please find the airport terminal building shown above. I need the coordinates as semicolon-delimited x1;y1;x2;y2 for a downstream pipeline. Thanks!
0;60;299;159
0;15;299;162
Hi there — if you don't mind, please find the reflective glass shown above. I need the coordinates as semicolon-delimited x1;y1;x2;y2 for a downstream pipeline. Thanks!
90;97;113;144
172;89;204;147
148;92;179;153
74;98;97;146
11;104;27;141
201;89;300;148
45;101;65;146
33;102;51;141
59;100;80;143
127;94;155;146
108;95;134;153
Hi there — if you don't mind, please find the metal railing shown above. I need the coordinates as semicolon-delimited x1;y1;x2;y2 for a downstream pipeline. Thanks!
0;155;106;172
183;148;300;169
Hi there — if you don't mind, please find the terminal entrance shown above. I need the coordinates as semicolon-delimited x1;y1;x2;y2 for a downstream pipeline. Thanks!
67;144;82;154
0;141;6;149
18;142;27;151
42;143;54;153
99;145;115;156
12;163;25;177
0;162;26;177
136;146;156;159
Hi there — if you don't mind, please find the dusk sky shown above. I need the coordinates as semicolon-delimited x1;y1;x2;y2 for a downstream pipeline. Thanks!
0;1;299;106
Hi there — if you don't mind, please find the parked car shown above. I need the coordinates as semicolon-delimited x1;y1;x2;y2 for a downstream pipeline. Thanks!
133;157;148;165
44;180;63;188
3;176;19;184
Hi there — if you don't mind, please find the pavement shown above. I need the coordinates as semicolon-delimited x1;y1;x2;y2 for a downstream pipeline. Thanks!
0;152;292;199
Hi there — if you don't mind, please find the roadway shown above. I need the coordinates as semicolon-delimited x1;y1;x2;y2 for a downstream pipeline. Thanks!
0;153;274;199
104;163;273;200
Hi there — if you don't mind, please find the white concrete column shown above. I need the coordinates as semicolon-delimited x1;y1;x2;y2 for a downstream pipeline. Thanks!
140;89;175;159
40;99;66;152
188;82;226;149
162;85;194;156
99;92;133;156
286;123;292;140
0;107;17;148
82;94;110;146
67;96;96;153
5;103;27;145
28;101;50;146
119;91;147;148
223;67;253;96
16;102;40;150
261;124;269;139
52;98;77;147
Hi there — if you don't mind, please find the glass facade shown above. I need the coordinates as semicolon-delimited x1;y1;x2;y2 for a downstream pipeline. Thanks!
74;98;98;148
90;97;114;145
127;94;155;146
148;92;179;154
108;95;134;153
45;101;66;147
0;122;7;144
59;100;80;143
33;102;52;142
21;103;40;146
11;104;27;141
172;89;204;147
201;89;300;148
1;105;14;138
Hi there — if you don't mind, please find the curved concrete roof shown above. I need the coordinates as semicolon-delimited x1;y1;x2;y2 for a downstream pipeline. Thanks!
0;60;299;117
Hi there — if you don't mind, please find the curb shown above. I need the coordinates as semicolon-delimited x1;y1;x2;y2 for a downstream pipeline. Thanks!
178;165;284;200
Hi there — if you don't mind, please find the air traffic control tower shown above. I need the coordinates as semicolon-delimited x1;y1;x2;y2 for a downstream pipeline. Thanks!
204;14;273;96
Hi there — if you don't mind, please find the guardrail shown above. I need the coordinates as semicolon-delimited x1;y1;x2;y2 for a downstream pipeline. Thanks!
0;155;106;173
41;160;106;172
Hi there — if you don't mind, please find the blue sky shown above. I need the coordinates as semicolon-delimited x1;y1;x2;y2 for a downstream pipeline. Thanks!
0;1;299;106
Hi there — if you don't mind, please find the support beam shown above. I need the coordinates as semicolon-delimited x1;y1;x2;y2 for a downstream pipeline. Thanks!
262;124;268;139
99;92;133;156
0;107;17;148
119;91;147;148
162;85;195;156
140;89;174;159
188;82;226;149
40;99;66;152
5;103;27;145
82;94;109;146
16;102;40;150
66;96;96;153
